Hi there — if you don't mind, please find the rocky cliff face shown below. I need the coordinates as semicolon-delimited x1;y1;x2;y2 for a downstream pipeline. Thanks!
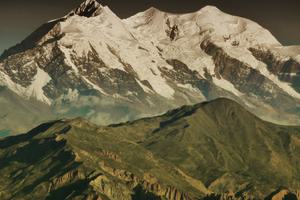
201;40;299;111
1;98;300;199
1;0;300;134
249;46;300;93
203;189;300;200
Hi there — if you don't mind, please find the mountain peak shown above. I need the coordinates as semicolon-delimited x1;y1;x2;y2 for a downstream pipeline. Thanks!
73;0;104;17
145;6;162;13
199;5;221;13
138;6;164;18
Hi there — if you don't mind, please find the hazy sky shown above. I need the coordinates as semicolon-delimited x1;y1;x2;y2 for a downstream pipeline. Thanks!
0;0;300;54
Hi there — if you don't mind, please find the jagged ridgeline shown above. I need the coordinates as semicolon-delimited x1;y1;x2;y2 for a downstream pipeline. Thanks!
1;0;300;134
0;98;300;199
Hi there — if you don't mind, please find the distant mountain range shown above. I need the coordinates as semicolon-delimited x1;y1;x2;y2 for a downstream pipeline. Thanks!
0;0;300;134
1;98;300;199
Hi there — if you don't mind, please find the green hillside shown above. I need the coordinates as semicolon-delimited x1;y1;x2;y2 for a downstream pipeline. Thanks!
0;98;299;200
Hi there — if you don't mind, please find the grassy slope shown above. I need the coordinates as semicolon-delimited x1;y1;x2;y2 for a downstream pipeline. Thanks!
0;98;300;199
107;98;300;196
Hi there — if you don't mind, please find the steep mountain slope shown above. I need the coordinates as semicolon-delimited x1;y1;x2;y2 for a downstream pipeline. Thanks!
0;86;54;134
1;98;300;200
1;0;300;133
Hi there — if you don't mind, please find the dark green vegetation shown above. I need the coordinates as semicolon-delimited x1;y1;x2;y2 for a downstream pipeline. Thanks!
0;98;300;200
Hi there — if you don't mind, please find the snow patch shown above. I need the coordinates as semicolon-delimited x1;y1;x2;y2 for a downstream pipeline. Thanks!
177;83;200;93
256;63;300;99
0;71;26;96
137;80;153;93
59;45;79;74
62;88;80;102
213;77;243;96
26;68;52;104
0;68;52;104
148;76;175;99
82;76;107;95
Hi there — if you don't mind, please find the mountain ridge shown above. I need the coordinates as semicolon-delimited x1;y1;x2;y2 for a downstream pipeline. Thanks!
1;98;300;199
0;0;300;134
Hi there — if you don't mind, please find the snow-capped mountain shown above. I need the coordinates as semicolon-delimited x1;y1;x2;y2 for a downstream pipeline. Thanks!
1;0;300;133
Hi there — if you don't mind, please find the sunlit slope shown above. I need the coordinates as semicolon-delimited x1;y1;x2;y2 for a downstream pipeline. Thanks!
1;98;300;199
